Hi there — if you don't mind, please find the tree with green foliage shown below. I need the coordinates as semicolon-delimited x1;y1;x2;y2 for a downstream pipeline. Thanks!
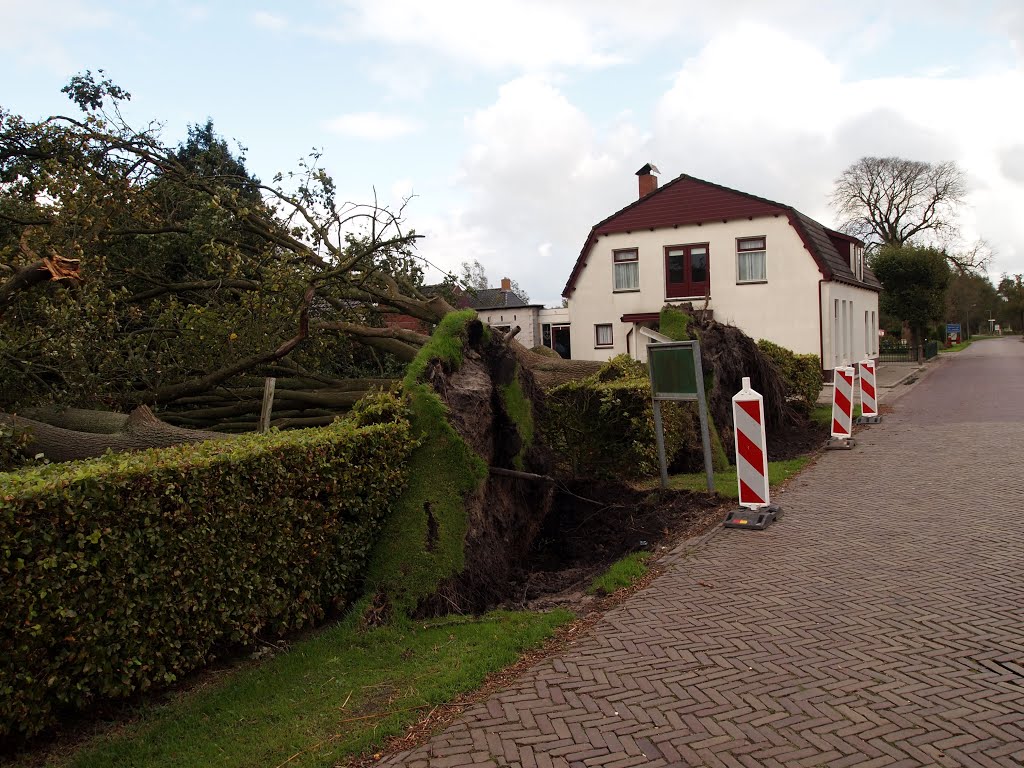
997;274;1024;333
870;244;951;349
945;270;1001;337
0;72;450;449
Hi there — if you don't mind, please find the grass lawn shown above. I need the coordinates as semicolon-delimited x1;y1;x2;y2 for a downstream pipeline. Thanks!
586;552;651;596
810;403;861;426
40;608;571;768
637;456;811;499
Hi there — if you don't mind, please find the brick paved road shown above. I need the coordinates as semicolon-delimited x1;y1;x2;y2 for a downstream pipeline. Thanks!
385;338;1024;767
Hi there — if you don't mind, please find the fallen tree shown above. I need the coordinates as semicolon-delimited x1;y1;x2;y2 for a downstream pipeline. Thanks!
1;406;228;463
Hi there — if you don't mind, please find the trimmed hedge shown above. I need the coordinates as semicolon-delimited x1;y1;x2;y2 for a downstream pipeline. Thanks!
544;355;728;480
756;339;823;412
0;421;32;472
0;418;415;739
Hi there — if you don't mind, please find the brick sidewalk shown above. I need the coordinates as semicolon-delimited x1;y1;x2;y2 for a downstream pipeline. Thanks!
384;338;1024;767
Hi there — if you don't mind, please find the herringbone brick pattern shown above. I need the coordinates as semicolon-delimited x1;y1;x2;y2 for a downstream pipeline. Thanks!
383;339;1024;767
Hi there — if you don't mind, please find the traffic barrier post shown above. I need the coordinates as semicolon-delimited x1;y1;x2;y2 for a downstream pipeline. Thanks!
827;365;857;449
724;377;781;531
856;359;882;424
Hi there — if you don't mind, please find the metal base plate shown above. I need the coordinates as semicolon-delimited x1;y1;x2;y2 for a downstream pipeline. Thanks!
856;415;882;424
724;505;782;531
826;437;856;450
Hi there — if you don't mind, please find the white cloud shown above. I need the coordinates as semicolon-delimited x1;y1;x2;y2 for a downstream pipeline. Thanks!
0;0;117;74
250;11;288;30
322;112;421;139
323;0;621;72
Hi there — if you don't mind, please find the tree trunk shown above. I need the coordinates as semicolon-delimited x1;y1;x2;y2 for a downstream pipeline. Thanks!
16;407;130;434
2;406;230;463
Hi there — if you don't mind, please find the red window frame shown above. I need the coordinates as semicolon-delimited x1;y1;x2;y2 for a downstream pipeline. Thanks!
664;243;710;299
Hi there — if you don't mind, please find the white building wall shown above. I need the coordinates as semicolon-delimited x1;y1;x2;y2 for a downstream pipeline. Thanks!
476;307;540;348
820;281;880;369
566;215;824;362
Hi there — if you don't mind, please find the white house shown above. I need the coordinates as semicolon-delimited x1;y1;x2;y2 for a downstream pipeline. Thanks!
470;278;571;357
562;165;881;372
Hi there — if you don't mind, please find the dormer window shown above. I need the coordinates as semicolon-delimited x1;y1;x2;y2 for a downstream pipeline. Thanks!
852;244;865;281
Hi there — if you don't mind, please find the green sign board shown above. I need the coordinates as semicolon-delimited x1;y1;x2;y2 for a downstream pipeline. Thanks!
646;340;714;493
648;343;698;400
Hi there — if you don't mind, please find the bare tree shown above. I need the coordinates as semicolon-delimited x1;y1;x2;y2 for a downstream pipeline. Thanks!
831;156;968;250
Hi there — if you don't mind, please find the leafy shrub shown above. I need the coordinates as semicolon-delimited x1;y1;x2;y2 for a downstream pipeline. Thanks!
879;336;910;353
544;355;727;480
0;419;416;739
0;421;33;472
756;340;823;412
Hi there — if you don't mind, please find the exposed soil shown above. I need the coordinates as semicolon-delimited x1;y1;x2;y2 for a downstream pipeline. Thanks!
503;480;726;611
767;415;829;461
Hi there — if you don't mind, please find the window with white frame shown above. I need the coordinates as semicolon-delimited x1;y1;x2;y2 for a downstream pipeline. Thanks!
613;249;639;291
595;323;613;347
736;237;767;283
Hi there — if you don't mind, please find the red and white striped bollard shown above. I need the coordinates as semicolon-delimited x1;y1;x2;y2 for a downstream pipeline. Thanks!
724;377;781;530
857;359;882;424
827;365;856;449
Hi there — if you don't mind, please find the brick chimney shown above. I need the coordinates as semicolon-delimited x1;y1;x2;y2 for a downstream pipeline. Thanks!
500;277;511;291
636;163;660;198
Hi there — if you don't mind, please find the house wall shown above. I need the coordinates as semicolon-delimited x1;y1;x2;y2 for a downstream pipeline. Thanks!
476;307;540;348
821;281;880;370
566;215;824;362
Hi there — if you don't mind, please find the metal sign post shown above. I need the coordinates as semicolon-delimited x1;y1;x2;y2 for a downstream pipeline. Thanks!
647;341;715;492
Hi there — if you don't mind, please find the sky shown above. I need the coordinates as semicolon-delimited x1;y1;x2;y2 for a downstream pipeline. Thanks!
3;0;1024;307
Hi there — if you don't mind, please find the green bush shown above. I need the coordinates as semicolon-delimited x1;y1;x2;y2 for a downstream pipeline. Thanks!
0;421;33;472
0;418;416;739
756;340;823;412
544;355;727;480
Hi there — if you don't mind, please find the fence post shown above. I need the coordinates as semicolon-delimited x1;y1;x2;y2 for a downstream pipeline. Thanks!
723;377;781;531
826;366;856;449
259;377;276;434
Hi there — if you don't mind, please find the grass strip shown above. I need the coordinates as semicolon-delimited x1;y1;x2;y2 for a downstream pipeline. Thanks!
586;552;651;596
640;457;810;499
50;608;571;768
810;403;861;426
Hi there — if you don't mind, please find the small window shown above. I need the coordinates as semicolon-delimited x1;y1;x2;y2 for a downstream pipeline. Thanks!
595;324;613;347
853;244;865;281
737;237;767;283
613;249;639;291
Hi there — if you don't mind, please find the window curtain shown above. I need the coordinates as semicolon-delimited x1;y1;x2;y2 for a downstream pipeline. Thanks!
614;261;639;290
737;250;766;282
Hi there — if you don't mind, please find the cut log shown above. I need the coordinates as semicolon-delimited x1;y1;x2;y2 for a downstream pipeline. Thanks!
1;406;230;463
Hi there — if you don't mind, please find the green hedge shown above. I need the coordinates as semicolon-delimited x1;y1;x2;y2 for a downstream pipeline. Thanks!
544;355;727;480
0;418;415;739
0;421;32;472
756;340;823;412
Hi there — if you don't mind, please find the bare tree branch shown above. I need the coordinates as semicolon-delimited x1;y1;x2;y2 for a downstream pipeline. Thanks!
831;156;967;250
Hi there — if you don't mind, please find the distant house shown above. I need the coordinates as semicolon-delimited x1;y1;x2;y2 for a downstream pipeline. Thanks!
562;165;881;371
469;278;570;357
383;278;571;358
